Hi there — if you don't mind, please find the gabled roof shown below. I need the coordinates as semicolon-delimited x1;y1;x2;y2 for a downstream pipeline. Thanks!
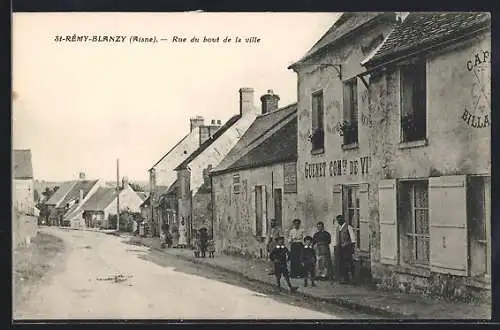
174;114;242;171
149;131;192;171
58;180;99;207
289;12;388;68
13;150;33;179
81;187;117;211
45;181;77;206
137;192;148;201
364;12;491;67
224;112;297;173
213;104;297;174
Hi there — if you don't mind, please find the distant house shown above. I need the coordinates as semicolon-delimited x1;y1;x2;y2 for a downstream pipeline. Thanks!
45;180;78;226
13;149;34;215
211;91;298;257
81;179;144;229
148;116;222;236
174;87;260;241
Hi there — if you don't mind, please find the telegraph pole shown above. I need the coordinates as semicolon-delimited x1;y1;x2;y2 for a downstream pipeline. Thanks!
116;159;120;232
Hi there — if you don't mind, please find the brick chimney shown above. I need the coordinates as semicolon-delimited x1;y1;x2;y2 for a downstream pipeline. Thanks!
79;172;86;180
239;87;256;117
122;176;129;189
190;116;205;132
260;89;280;114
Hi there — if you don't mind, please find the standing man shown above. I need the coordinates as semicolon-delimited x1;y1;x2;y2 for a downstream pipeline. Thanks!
313;221;333;281
334;215;356;284
288;219;305;278
266;218;282;275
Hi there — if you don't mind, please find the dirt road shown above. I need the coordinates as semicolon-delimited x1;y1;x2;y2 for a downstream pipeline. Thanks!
14;227;376;319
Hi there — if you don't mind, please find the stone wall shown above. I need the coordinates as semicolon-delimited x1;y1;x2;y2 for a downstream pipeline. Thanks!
13;209;38;248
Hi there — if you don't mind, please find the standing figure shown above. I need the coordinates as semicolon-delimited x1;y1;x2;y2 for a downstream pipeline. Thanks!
313;221;333;281
269;236;298;292
178;218;188;249
266;218;282;275
207;236;215;258
288;219;305;278
192;229;201;257
199;227;208;258
301;236;316;287
334;215;356;284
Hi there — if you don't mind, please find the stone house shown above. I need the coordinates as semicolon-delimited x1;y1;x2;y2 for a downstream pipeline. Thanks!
360;12;491;300
289;12;399;281
211;90;298;257
148;116;221;236
81;179;144;229
13;149;35;216
174;88;260;242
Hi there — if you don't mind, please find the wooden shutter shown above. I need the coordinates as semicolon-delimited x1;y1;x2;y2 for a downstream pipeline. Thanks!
429;175;468;276
359;183;370;252
378;179;398;265
343;83;351;122
251;186;257;235
312;93;319;130
262;186;268;237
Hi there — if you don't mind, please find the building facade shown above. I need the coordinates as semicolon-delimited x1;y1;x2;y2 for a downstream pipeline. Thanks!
361;12;491;300
211;91;298;257
13;149;35;216
148;116;221;236
289;12;398;280
174;88;260;242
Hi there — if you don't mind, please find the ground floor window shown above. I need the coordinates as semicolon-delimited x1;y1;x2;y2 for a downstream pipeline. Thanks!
343;185;360;246
399;180;430;266
468;176;491;276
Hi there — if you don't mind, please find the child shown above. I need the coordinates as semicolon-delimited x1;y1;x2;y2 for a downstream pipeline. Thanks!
301;236;317;287
192;230;201;258
199;227;208;258
269;236;298;293
207;236;215;258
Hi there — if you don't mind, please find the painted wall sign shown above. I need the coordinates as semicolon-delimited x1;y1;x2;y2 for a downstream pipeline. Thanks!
463;49;490;128
283;162;297;193
304;156;371;179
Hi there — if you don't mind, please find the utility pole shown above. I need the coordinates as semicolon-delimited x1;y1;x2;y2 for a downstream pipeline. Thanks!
116;159;120;232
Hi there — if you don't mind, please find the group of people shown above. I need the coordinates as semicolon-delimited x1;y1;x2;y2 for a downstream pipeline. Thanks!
160;218;188;249
192;227;216;258
160;218;215;258
267;215;356;292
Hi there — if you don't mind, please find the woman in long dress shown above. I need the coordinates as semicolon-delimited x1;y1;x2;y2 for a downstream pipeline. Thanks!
313;221;333;281
178;218;187;248
288;219;304;278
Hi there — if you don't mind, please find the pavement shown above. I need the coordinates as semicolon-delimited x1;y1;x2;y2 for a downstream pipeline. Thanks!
130;235;491;320
14;227;378;320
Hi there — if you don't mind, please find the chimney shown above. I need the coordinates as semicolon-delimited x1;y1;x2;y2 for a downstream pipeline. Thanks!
190;116;205;132
122;176;129;189
79;172;86;180
239;87;256;117
211;119;216;125
217;120;221;125
260;89;280;114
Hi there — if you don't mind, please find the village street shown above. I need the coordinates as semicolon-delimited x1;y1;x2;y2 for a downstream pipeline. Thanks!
14;227;378;320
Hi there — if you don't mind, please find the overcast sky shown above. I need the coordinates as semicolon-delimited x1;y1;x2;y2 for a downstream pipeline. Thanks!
12;12;339;182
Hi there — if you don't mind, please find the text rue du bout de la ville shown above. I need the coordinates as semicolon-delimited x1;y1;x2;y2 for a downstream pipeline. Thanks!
54;35;261;44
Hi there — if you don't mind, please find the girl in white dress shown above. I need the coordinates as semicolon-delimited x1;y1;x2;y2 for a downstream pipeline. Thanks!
178;218;187;248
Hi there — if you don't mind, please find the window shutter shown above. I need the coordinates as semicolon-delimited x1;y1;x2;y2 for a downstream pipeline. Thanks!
429;175;468;276
378;179;398;265
251;186;257;236
312;95;319;129
262;186;268;237
359;183;370;252
343;83;351;121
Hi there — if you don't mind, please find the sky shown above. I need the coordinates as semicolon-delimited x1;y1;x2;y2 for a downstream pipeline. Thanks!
12;12;339;182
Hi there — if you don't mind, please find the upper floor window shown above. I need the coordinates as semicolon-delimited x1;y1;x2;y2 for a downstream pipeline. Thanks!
400;60;427;143
311;91;325;152
343;78;359;146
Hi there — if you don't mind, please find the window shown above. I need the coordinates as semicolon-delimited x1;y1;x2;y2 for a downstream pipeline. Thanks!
343;79;359;146
233;174;240;194
399;181;430;266
343;185;360;247
311;91;325;151
400;60;427;142
468;176;491;276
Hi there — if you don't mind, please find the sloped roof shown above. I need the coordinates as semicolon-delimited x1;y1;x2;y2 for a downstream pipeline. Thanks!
174;114;242;171
226;113;297;172
290;12;385;67
137;192;148;201
213;104;297;173
13;149;33;179
59;180;99;207
364;12;491;66
45;181;77;206
81;187;117;211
